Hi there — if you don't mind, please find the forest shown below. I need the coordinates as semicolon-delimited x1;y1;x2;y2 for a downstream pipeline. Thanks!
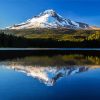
0;29;100;48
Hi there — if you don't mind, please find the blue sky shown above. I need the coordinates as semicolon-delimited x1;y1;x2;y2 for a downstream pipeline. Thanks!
0;0;100;28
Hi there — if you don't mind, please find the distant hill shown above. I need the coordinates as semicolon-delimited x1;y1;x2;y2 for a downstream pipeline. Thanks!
2;28;100;41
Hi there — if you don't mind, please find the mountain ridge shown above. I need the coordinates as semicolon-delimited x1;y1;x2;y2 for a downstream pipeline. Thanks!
8;9;96;30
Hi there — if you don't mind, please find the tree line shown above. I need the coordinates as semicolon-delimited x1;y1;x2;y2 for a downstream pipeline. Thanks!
0;31;100;48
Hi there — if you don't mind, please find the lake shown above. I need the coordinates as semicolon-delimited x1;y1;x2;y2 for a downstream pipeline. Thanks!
0;50;100;100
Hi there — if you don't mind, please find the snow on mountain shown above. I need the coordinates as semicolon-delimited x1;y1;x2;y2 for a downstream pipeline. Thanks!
8;9;90;29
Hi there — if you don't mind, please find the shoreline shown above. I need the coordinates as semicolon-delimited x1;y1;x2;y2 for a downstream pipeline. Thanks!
0;48;100;51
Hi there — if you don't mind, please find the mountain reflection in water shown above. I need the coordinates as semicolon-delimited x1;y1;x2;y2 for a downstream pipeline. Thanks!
0;54;100;86
6;65;88;86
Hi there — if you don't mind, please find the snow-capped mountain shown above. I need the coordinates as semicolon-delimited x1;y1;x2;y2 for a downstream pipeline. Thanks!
8;9;90;29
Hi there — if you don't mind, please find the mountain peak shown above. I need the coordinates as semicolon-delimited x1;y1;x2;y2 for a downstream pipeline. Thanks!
39;9;57;17
43;9;56;14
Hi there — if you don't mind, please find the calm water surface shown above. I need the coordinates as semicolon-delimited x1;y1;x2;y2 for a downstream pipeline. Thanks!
0;51;100;100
